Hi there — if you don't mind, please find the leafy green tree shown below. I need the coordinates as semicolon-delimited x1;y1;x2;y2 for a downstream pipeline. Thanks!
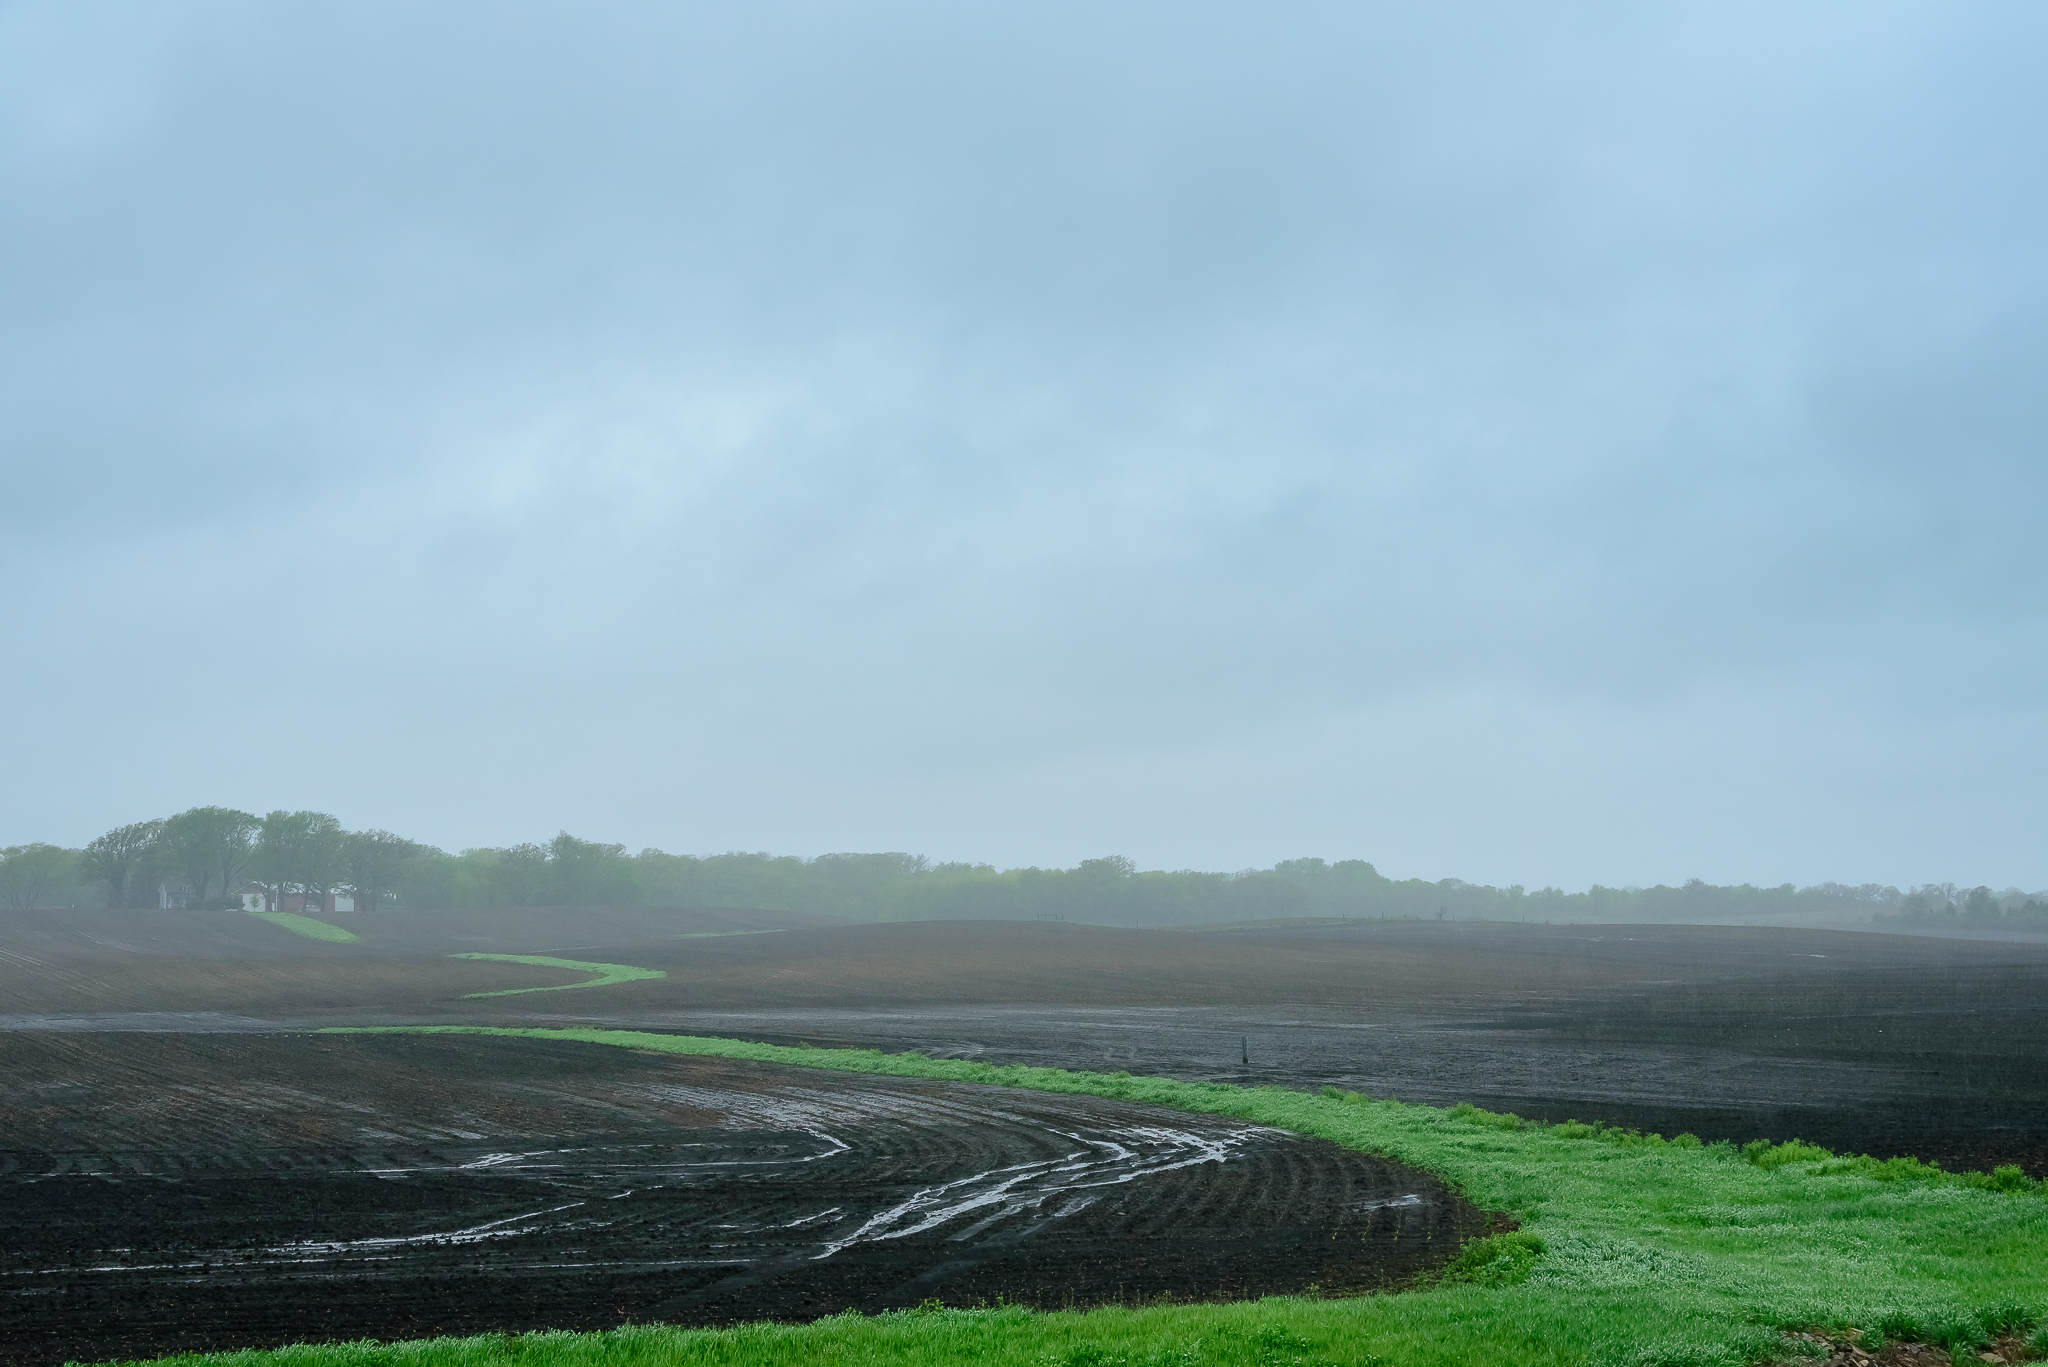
389;843;454;908
0;844;81;910
340;829;419;911
159;807;259;907
547;832;639;905
250;811;344;902
1962;886;2003;922
489;843;549;906
79;819;164;908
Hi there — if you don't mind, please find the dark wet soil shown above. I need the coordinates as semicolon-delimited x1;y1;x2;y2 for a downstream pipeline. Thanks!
8;913;2047;1181
0;1033;1488;1367
5;910;2047;1362
630;988;2048;1179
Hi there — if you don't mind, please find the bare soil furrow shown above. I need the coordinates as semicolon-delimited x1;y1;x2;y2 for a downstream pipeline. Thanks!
0;1033;1485;1367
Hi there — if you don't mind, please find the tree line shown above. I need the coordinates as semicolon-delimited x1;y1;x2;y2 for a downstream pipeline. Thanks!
3;810;2044;928
1874;883;2048;928
0;808;428;913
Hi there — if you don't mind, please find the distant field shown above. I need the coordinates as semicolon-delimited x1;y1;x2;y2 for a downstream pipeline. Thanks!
3;907;2043;1172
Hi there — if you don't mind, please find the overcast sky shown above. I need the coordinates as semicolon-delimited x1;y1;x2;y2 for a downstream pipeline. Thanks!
3;2;2043;889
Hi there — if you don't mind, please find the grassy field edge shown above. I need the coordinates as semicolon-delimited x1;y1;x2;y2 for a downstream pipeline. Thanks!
115;1025;2048;1367
243;911;360;943
443;955;666;997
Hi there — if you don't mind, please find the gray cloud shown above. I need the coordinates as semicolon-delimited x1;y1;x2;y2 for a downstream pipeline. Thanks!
3;1;2043;887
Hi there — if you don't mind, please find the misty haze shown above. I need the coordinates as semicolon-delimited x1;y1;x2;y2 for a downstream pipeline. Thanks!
4;5;2045;1367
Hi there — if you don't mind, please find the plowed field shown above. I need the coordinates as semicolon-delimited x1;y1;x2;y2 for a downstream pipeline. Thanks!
4;906;2046;1363
0;1032;1487;1367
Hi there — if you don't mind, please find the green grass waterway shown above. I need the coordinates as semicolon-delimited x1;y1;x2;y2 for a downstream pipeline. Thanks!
447;954;666;997
245;910;360;943
130;1026;2048;1367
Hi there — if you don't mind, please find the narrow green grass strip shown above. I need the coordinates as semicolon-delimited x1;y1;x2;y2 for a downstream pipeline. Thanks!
181;1027;2048;1367
245;910;360;943
447;954;665;997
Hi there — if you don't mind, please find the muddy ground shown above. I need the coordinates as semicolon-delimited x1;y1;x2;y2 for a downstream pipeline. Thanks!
3;908;2047;1361
5;909;2042;1173
0;1033;1484;1367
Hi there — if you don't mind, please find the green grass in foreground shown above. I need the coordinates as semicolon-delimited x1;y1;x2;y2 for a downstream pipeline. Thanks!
446;954;666;997
244;910;360;943
135;1026;2048;1367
